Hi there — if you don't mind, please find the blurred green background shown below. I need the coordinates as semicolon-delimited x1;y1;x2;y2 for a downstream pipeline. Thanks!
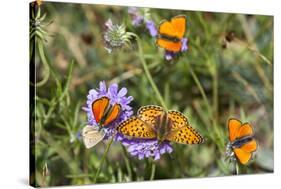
30;1;273;187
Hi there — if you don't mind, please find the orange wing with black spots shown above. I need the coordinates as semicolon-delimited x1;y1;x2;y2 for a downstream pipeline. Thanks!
137;105;164;129
166;111;204;144
117;117;157;139
165;126;204;144
167;110;189;130
118;105;204;145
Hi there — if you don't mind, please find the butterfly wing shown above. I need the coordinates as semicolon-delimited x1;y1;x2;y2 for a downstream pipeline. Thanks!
166;111;204;144
171;15;186;39
233;139;257;165
233;138;257;165
233;148;252;165
165;126;204;144
228;118;242;142
156;38;182;52
167;111;189;130
240;139;258;153
82;125;105;149
158;19;177;37
137;105;164;129
92;97;110;124
117;117;157;139
158;15;186;39
103;103;121;126
156;15;186;52
237;123;254;139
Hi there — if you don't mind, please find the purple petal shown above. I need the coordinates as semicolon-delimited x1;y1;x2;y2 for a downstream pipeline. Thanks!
128;7;138;14
165;51;176;60
181;38;188;52
105;19;113;29
145;20;158;37
98;81;107;94
89;89;98;96
118;87;127;97
109;83;118;96
154;152;161;160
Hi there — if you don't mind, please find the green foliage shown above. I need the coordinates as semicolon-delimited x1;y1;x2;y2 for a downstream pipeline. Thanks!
31;2;273;187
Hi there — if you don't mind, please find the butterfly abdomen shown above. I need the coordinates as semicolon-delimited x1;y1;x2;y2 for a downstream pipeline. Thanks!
231;136;254;149
158;34;181;42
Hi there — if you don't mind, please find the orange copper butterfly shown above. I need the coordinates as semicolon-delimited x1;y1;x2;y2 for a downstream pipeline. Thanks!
82;96;121;148
226;118;258;165
91;96;121;128
117;105;204;144
156;15;187;52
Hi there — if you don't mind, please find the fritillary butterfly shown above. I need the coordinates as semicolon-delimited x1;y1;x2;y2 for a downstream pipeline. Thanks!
117;105;204;144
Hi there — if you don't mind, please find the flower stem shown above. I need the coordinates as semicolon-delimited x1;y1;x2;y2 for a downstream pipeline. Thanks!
121;145;133;180
189;65;212;117
93;136;114;183
150;161;156;180
135;36;167;111
235;162;240;175
188;64;224;150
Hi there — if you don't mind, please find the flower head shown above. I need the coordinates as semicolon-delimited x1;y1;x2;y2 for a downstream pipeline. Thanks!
103;19;135;53
30;2;51;41
225;142;237;163
83;81;133;139
121;138;173;160
164;38;189;60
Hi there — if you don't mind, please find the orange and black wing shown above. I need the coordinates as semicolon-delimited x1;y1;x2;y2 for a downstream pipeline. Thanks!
137;105;164;130
92;97;110;124
237;123;254;139
234;139;258;165
158;15;186;39
156;15;186;52
117;117;157;139
156;38;182;52
228;118;242;142
171;15;186;39
103;103;121;126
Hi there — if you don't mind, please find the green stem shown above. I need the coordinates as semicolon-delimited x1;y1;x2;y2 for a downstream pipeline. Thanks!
188;64;224;150
135;36;167;110
37;40;50;87
235;162;239;175
188;65;212;118
121;146;133;180
93;136;114;183
150;161;156;180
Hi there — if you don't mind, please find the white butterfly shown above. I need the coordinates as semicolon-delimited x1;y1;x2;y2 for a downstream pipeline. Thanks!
82;125;105;149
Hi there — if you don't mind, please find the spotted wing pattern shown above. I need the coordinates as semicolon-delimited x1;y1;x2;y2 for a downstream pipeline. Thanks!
117;117;157;139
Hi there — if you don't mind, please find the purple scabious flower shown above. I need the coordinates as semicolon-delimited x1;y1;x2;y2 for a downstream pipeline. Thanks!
121;138;173;160
83;81;133;140
145;20;158;37
165;38;189;60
